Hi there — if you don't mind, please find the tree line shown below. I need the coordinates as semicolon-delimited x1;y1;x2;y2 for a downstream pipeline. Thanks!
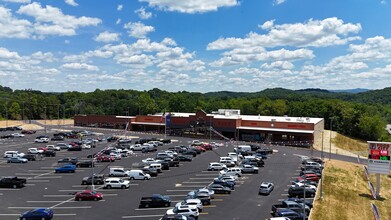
1;85;390;142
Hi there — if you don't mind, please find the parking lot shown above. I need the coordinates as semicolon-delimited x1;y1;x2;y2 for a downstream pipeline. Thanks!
0;126;358;219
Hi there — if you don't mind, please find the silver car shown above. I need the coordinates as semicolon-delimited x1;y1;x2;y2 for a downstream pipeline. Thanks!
7;157;28;163
259;182;274;195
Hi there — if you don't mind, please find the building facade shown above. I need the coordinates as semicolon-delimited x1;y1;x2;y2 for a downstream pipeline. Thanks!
74;109;324;147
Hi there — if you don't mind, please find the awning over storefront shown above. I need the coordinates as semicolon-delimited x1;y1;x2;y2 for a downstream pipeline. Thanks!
131;122;165;126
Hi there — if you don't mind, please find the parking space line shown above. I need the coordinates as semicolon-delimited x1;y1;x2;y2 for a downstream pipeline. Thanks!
204;205;217;208
28;170;55;172
27;200;106;203
175;185;207;188
281;193;289;196
135;207;171;211
182;181;211;184
32;176;63;179
122;214;163;218
189;177;214;180
8;206;92;209
25;184;35;186
0;188;20;191
196;174;219;176
165;194;187;197
166;189;193;192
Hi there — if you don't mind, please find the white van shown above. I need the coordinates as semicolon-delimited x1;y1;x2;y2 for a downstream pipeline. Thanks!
129;169;151;180
234;145;251;153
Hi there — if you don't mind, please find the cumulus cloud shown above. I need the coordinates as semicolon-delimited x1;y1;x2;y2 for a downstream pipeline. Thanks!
65;0;78;7
95;31;120;43
0;47;21;59
261;61;294;70
208;17;362;50
61;62;99;71
117;4;123;11
123;22;154;38
0;6;32;39
135;7;152;19
116;19;121;25
17;2;101;37
139;0;240;13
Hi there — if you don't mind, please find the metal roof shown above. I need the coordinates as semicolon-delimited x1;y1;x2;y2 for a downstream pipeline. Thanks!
238;126;314;134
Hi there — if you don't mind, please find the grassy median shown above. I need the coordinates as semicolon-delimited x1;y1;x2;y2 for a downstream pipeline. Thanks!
310;160;391;220
333;133;367;156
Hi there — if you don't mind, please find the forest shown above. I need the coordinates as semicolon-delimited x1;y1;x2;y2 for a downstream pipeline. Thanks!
1;85;391;142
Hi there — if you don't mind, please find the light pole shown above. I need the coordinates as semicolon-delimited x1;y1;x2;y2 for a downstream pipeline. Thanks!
5;98;8;128
44;106;47;136
303;175;306;220
321;131;324;160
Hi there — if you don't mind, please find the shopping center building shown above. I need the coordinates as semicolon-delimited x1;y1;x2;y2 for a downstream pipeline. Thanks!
74;109;324;147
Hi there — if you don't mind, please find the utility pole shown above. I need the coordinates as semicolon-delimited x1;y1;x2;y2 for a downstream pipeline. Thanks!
44;106;47;136
5;98;8;128
321;131;324;160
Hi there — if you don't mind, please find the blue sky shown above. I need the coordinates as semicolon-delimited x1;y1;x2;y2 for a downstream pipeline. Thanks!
1;0;391;92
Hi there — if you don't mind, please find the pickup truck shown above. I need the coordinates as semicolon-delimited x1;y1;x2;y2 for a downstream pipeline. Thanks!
0;176;27;188
271;200;310;216
139;194;171;208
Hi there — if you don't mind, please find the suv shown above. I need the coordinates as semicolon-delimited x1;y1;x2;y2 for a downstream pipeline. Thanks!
219;157;236;167
81;174;105;185
166;205;199;219
219;167;242;177
207;162;227;171
104;177;130;189
288;186;316;198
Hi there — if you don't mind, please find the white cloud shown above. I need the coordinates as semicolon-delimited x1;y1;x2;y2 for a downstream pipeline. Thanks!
31;51;55;62
123;22;154;38
95;31;120;43
17;2;101;37
135;7;152;19
208;17;361;50
261;61;294;70
0;47;21;59
259;20;274;30
139;0;240;13
117;4;123;11
2;0;30;3
65;0;78;7
273;0;286;5
61;62;99;71
0;6;32;39
116;19;121;25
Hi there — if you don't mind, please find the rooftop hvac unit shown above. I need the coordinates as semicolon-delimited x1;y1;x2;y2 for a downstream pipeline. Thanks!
285;118;291;121
271;119;276;122
296;117;304;122
306;117;310;121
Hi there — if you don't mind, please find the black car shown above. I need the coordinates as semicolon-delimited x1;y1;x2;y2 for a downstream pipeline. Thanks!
51;135;64;141
76;161;94;168
1;134;13;139
22;154;37;161
213;179;235;189
68;146;82;151
288;186;316;198
43;150;56;157
58;157;78;165
141;167;158;177
241;158;264;167
182;150;197;157
208;184;232;194
177;155;193;162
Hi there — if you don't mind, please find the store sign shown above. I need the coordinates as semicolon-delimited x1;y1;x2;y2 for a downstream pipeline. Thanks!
368;141;391;174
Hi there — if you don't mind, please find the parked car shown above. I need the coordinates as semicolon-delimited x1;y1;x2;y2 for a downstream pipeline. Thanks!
104;177;130;189
57;157;78;165
51;136;64;141
213;179;235;189
22;154;37;161
81;174;105;185
3;151;25;158
21;130;36;134
46;145;60;151
43;150;56;157
11;133;25;137
177;155;193;162
207;162;227;171
7;157;28;163
28;148;43;154
240;164;259;174
175;199;203;212
74;190;103;201
76;161;94;168
68;145;82;151
259;182;274;195
288;186;316;198
96;155;115;162
166;205;199;219
19;208;54;220
273;208;306;220
219;167;242;177
0;176;27;188
297;174;320;182
55;164;76;173
139;194;171;208
34;137;49;143
208;184;232;194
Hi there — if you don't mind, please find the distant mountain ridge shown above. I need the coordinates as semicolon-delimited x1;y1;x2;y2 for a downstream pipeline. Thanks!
329;88;370;93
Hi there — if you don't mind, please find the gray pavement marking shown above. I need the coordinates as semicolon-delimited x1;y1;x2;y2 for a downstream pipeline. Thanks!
122;215;163;219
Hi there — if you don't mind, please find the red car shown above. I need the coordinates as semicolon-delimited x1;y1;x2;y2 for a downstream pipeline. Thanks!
74;190;103;201
297;173;320;182
38;147;48;152
195;146;206;152
96;155;115;162
201;144;213;150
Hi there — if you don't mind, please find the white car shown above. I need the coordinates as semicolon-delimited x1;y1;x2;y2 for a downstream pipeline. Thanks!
35;137;49;143
11;133;25;137
3;151;25;158
166;205;199;219
142;158;157;164
46;145;60;151
292;182;317;191
214;175;238;182
81;144;91;149
219;167;242;177
164;150;177;157
196;188;215;199
28;148;43;154
104;177;130;189
56;143;71;149
175;198;203;212
110;152;122;160
130;144;145;151
207;162;227;171
121;149;133;157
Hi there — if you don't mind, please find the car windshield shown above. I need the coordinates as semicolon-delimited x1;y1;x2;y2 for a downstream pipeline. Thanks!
119;179;124;183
